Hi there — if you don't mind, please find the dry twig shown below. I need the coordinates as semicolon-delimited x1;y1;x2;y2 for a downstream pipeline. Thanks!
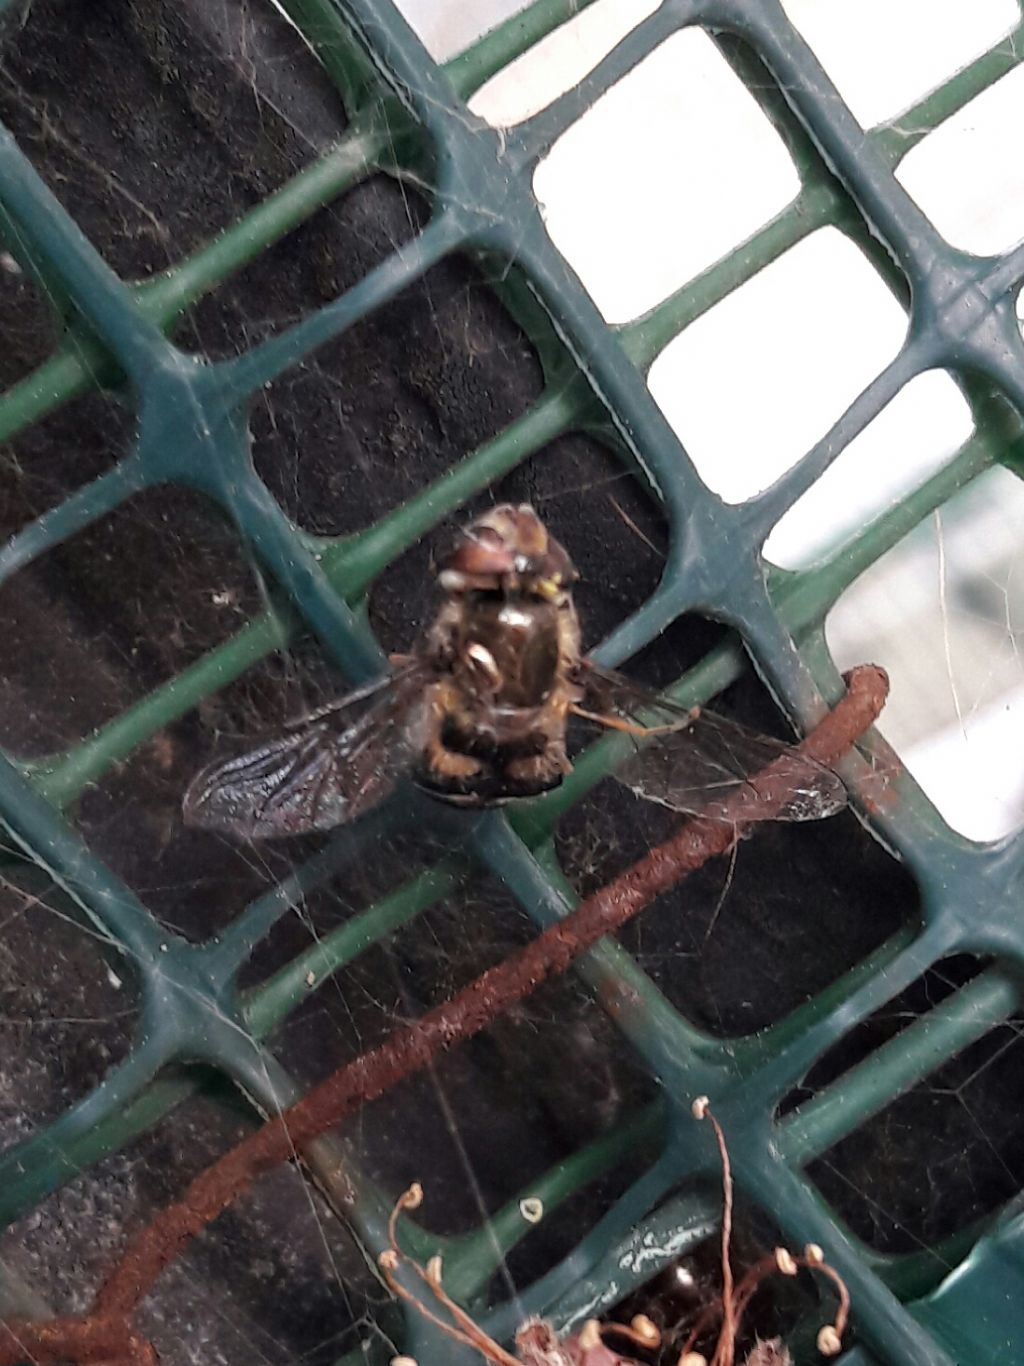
679;1099;849;1366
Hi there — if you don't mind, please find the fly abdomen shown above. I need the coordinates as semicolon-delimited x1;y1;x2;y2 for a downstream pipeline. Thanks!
440;712;549;761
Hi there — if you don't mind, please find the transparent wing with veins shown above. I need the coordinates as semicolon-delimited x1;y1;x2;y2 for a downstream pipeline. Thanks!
575;661;847;823
182;662;429;839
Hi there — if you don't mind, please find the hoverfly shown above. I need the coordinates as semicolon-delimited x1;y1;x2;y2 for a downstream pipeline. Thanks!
183;505;846;839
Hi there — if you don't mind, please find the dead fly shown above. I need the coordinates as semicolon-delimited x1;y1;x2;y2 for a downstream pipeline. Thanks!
183;505;847;839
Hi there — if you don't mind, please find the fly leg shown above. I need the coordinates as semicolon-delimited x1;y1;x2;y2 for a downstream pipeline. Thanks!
425;739;482;780
569;703;700;737
421;681;482;783
505;742;571;790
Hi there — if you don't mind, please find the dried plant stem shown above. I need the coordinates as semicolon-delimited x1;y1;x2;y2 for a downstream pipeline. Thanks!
707;1108;736;1366
0;1314;155;1365
675;1124;853;1366
378;1185;521;1366
0;666;886;1365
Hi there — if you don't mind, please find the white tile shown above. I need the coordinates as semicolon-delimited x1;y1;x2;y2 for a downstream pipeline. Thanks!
647;229;907;503
533;29;800;323
782;0;1017;128
765;371;972;569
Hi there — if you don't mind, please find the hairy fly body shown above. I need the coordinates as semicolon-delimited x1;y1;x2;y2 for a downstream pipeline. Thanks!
183;505;847;839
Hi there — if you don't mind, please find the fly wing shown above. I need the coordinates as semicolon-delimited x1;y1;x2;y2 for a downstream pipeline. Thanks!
183;663;429;839
577;661;847;823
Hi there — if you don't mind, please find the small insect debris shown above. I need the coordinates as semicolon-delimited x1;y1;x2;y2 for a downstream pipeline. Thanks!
380;1100;849;1366
519;1195;545;1224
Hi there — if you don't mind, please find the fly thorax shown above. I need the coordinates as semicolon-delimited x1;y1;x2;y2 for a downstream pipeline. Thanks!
459;596;561;709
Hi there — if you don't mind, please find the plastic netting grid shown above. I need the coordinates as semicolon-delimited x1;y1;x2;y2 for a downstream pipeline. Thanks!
1;0;1023;1363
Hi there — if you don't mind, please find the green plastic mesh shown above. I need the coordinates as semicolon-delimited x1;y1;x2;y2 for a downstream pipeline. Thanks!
1;2;1024;1363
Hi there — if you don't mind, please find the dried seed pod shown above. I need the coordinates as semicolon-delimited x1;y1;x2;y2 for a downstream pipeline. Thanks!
817;1325;842;1357
628;1314;659;1348
774;1247;798;1276
743;1339;792;1366
578;1321;602;1351
520;1196;544;1224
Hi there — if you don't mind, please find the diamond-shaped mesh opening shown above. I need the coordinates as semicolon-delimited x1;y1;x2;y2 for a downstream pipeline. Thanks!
0;485;263;757
808;1008;1024;1253
2;1085;378;1365
533;28;801;323
780;0;1019;129
607;793;914;1037
554;634;919;1037
897;60;1024;254
0;870;139;1135
251;252;545;535
0;0;335;275
143;1159;371;1366
187;177;432;368
0;248;61;387
764;369;974;571
0;392;132;536
648;228;908;504
248;866;660;1204
470;0;662;128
